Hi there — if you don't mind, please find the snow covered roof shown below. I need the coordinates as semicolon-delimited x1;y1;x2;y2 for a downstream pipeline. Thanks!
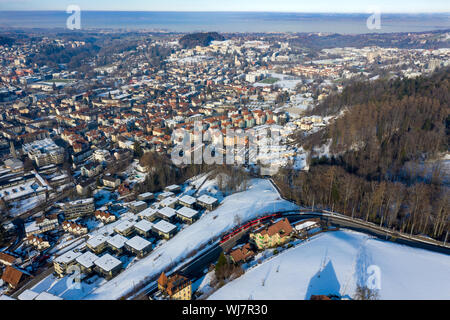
114;220;136;233
197;194;218;205
176;206;199;219
158;207;177;219
130;200;146;208
76;251;99;269
294;220;318;231
134;219;154;233
125;236;152;252
25;221;39;234
160;196;178;207
138;192;154;200
54;250;82;264
165;185;181;192
178;195;196;205
138;207;158;220
139;192;154;197
94;253;122;272
153;220;177;234
66;198;94;206
107;234;128;249
158;191;174;199
86;235;110;248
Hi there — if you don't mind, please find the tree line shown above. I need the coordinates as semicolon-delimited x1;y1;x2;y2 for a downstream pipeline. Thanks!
276;68;449;241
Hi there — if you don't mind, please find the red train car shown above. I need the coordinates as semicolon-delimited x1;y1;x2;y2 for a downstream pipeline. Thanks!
220;213;282;244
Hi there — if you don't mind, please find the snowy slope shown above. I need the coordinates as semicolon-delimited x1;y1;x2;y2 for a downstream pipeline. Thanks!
84;178;298;300
209;230;450;300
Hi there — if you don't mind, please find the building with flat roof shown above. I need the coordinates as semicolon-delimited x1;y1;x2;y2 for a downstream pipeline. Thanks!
63;198;94;220
129;200;147;213
197;194;219;210
75;251;99;274
114;219;136;237
157;207;177;222
160;196;178;208
176;206;200;224
138;207;158;222
125;236;152;257
53;250;82;277
164;185;181;194
134;219;154;238
152;220;177;239
86;235;110;254
22;138;64;167
107;234;128;253
178;195;197;208
137;192;154;202
94;254;122;279
157;191;175;201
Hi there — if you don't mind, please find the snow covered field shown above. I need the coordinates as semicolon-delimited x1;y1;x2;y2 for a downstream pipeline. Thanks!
209;230;450;300
79;178;297;300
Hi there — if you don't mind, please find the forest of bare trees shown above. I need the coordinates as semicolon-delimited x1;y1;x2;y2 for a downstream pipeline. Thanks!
275;68;449;241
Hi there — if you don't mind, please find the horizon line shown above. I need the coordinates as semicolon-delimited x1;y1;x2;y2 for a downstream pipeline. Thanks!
0;10;449;14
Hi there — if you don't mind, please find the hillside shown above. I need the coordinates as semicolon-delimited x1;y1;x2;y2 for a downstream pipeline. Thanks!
208;230;450;300
179;32;225;49
275;68;449;241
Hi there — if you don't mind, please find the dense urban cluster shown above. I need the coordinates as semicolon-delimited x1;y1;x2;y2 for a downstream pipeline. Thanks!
0;29;449;300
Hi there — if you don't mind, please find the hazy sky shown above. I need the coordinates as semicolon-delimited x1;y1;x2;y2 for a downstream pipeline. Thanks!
0;0;449;13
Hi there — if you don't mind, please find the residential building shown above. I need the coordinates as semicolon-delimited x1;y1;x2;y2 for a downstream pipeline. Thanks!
81;162;103;178
86;235;110;254
164;185;181;194
176;206;200;224
138;207;158;222
197;194;219;210
94;210;116;224
178;195;196;208
137;192;154;202
102;176;121;188
34;214;59;233
134;219;154;238
229;243;255;264
152;220;177;239
160;196;178;209
93;253;122;279
63;198;94;220
53;250;82;277
26;235;50;250
0;252;21;266
129;200;147;213
158;272;192;300
125;236;152;257
107;234;128;254
75;251;99;274
114;219;136;237
157;207;177;222
249;218;294;250
22;138;64;167
1;266;28;289
61;221;88;235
